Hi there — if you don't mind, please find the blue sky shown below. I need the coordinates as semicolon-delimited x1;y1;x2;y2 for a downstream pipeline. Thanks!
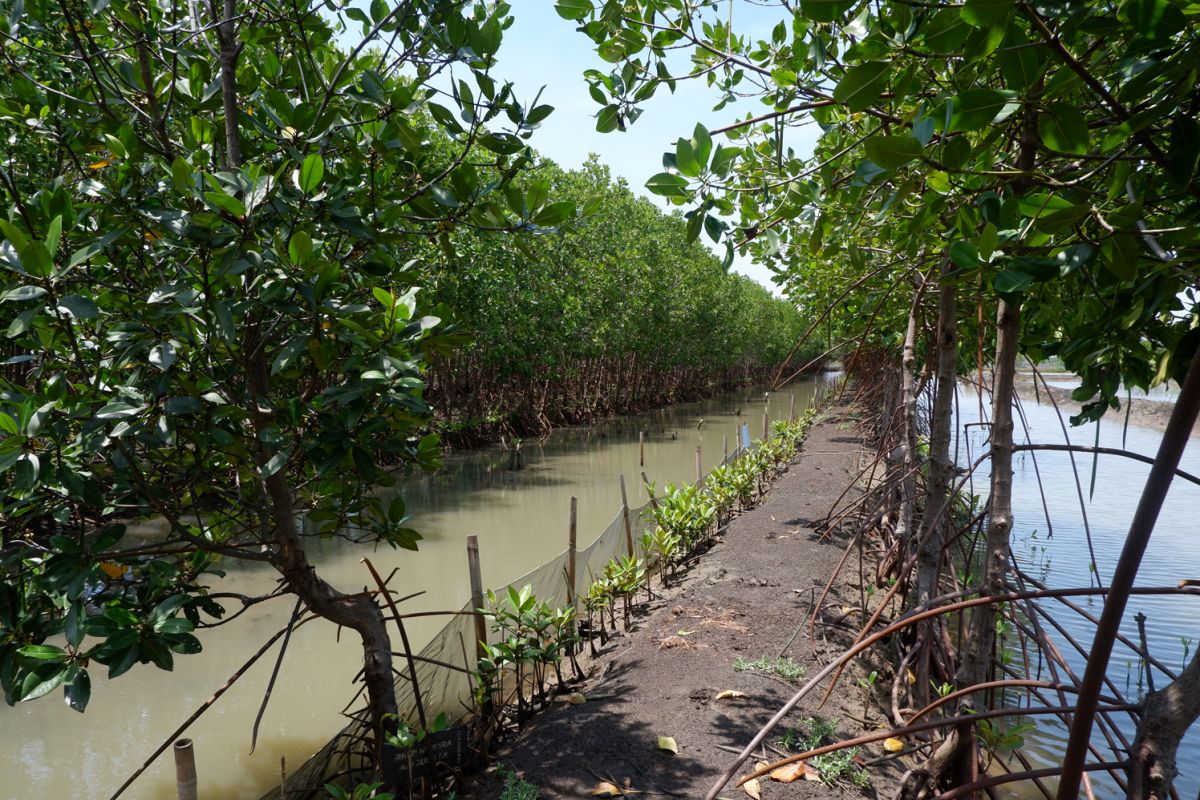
489;4;821;293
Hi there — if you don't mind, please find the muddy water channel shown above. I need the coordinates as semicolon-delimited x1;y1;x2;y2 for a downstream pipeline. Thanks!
0;377;831;799
956;386;1200;798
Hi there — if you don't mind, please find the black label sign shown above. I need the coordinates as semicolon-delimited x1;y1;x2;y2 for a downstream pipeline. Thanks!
386;726;470;784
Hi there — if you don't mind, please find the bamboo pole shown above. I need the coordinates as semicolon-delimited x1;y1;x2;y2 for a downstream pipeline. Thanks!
619;474;635;557
466;536;487;660
723;434;728;463
695;445;702;483
639;430;644;466
567;497;578;608
789;392;795;421
173;739;197;800
762;409;769;439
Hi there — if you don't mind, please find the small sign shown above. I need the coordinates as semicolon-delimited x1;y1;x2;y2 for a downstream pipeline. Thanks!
386;725;470;785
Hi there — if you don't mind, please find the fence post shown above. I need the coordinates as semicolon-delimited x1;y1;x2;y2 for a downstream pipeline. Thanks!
723;434;728;463
695;445;702;483
639;430;645;466
567;497;578;609
762;408;769;439
467;536;487;661
619;474;635;557
789;392;796;421
174;739;197;800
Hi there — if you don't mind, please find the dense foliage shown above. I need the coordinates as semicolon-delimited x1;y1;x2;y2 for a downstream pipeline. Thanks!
428;157;811;438
0;0;565;782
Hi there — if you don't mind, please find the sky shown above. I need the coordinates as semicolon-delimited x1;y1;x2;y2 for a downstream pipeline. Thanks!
485;3;821;294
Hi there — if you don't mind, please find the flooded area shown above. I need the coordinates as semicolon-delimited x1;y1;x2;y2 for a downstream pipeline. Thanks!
957;385;1200;798
0;376;832;799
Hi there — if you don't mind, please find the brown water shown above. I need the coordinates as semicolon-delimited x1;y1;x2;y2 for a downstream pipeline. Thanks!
0;376;832;800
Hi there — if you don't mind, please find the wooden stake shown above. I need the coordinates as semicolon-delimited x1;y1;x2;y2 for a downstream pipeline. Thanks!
567;497;578;608
762;409;769;439
619;474;635;557
723;434;728;463
789;392;796;421
695;445;703;483
466;535;487;660
173;739;197;800
639;430;645;466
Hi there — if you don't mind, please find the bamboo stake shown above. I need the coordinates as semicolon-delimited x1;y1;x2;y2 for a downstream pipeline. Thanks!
762;409;769;439
789;392;795;421
723;434;728;463
695;445;702;483
466;536;487;661
619;474;635;557
567;496;578;608
639;430;644;466
174;740;197;800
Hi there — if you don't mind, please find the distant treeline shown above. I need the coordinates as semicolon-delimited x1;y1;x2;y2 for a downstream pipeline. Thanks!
423;158;815;443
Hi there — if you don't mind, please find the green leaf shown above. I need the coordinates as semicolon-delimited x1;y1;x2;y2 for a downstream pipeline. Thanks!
947;89;1019;132
961;0;1012;27
299;153;325;195
1118;0;1185;40
19;240;53;277
149;341;176;371
1102;234;1140;281
46;215;62;254
864;134;922;169
949;242;981;269
596;104;620;133
18;644;68;662
96;402;143;419
691;124;713;169
833;62;890;113
57;294;99;320
1;285;46;303
64;668;90;712
993;269;1032;294
17;663;68;702
533;201;575;227
259;449;291;480
555;0;592;21
204;191;246;218
771;68;797;87
675;138;701;177
1038;103;1089;155
288;231;313;265
800;0;856;23
645;172;690;199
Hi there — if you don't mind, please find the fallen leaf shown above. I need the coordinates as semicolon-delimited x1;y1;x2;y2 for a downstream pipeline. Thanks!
553;692;587;704
770;762;805;783
905;669;916;685
884;736;905;753
657;735;679;754
714;689;747;700
592;782;623;797
677;629;696;636
742;778;762;799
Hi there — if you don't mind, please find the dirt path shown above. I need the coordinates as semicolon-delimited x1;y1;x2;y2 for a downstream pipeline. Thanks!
467;409;897;799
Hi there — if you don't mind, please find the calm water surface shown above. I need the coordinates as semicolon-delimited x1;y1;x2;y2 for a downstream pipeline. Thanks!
957;385;1200;797
0;377;831;799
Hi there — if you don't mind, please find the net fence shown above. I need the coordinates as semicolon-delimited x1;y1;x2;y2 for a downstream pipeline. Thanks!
262;496;662;798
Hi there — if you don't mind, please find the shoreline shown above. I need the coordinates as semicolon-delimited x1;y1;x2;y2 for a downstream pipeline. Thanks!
1014;376;1196;438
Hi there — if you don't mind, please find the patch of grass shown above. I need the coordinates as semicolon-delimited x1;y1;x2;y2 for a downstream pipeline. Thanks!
496;763;538;800
733;655;807;682
774;716;869;789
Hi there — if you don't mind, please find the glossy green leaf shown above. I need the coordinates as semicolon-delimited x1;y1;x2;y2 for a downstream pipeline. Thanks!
864;134;922;169
833;62;890;112
946;89;1019;132
1038;103;1089;155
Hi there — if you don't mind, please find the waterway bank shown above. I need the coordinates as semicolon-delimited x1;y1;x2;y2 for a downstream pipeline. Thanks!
0;377;833;800
465;405;902;798
1015;375;1195;437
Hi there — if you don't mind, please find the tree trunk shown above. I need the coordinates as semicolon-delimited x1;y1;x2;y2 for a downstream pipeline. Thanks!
894;296;920;550
901;298;1018;800
1129;644;1200;800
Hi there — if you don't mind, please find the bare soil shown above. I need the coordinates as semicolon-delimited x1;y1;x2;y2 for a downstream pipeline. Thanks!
465;408;903;799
